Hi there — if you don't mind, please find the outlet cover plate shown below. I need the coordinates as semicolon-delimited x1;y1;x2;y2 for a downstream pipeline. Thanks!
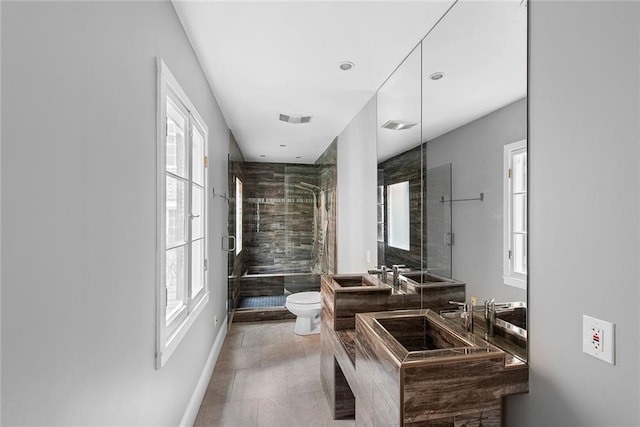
582;314;615;365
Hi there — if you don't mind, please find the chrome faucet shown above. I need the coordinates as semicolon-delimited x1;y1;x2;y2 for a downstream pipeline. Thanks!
392;264;407;288
484;299;496;337
367;265;388;283
448;300;474;332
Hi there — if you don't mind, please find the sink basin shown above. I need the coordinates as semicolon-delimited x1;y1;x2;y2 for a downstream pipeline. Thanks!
399;271;446;283
494;304;527;342
496;305;526;329
374;315;470;352
332;275;378;288
366;309;502;362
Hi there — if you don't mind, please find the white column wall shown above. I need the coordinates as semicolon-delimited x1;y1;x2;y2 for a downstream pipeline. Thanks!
336;96;378;274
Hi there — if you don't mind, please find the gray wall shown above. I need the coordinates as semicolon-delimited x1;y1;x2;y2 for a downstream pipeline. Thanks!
427;98;527;303
337;95;378;274
1;1;229;425
507;1;640;425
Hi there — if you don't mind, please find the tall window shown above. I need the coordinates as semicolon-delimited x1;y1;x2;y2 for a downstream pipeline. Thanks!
377;185;385;242
503;140;527;289
157;59;209;368
387;181;410;251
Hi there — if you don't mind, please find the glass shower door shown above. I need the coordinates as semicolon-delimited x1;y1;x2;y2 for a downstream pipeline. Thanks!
425;163;453;277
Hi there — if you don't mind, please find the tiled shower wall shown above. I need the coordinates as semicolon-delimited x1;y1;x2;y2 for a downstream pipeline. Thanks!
315;139;337;274
241;162;320;274
238;140;337;277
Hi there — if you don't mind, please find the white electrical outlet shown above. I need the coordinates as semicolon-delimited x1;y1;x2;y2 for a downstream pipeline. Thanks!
366;250;371;263
582;314;615;365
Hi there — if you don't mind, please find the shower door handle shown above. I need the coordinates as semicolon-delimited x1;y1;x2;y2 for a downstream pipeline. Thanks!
444;232;454;246
222;235;236;252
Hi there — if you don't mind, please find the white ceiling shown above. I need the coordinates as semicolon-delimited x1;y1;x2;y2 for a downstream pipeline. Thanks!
173;0;527;164
377;0;528;161
172;0;457;163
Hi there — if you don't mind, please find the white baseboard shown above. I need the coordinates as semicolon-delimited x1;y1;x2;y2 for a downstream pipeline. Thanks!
180;316;228;427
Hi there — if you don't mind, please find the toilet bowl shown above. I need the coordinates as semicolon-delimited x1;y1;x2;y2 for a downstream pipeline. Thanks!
285;291;321;335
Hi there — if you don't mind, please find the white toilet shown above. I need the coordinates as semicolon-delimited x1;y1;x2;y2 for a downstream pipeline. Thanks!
285;291;321;335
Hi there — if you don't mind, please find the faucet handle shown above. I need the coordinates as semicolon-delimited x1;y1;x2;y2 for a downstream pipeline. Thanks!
449;300;473;313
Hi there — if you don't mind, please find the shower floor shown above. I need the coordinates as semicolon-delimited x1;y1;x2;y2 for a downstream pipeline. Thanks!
238;295;287;309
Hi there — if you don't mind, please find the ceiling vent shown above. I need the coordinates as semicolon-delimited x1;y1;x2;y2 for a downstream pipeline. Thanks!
381;120;418;131
279;113;313;124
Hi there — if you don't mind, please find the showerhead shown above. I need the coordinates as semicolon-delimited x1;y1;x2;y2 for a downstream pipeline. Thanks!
293;184;312;193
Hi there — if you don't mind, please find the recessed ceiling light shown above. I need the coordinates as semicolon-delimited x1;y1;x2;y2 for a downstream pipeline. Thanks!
429;72;445;81
381;120;418;131
339;61;355;71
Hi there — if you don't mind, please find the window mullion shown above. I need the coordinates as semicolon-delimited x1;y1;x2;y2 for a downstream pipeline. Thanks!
186;115;194;310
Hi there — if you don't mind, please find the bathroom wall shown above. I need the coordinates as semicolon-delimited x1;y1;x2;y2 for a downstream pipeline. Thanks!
426;98;527;303
241;162;319;274
1;1;230;425
507;1;640;425
336;95;378;273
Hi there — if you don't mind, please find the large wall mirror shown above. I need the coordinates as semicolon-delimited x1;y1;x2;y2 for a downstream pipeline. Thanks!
376;1;528;359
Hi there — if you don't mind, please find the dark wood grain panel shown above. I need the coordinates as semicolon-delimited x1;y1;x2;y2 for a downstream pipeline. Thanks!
315;139;337;274
320;316;356;419
356;314;402;426
232;307;296;322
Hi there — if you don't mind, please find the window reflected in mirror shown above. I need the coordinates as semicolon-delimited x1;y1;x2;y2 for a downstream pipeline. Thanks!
387;181;410;251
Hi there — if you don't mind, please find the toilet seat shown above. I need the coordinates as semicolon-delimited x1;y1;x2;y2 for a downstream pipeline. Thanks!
286;291;321;305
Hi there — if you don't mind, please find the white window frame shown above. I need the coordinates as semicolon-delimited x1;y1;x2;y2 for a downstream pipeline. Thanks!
503;139;527;289
156;58;209;369
377;185;385;243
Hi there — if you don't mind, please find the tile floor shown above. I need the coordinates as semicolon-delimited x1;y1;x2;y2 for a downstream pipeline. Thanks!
194;320;355;427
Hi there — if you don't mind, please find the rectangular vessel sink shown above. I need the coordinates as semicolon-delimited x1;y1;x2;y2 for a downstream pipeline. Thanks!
332;275;378;288
366;309;502;363
399;271;446;283
374;315;469;351
493;303;527;344
321;273;465;331
496;305;526;330
355;309;529;426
